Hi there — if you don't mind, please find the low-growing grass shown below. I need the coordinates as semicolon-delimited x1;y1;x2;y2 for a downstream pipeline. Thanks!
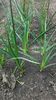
0;0;56;73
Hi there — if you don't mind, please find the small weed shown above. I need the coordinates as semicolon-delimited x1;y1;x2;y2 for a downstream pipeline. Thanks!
0;54;5;69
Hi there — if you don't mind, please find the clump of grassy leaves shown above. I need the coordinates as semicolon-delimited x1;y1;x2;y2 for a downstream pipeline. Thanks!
0;0;38;76
0;0;56;74
13;0;34;53
31;0;56;71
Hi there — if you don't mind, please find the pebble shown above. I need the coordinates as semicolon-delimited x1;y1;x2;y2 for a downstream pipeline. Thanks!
53;83;56;92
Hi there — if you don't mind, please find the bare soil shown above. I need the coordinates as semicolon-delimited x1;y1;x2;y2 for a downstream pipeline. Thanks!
0;59;56;100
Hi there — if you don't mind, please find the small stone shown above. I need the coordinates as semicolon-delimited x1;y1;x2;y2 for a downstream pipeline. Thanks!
10;74;16;90
7;92;13;98
10;98;13;100
30;87;33;91
2;72;10;87
49;81;54;86
46;87;49;91
2;73;8;83
53;83;56;92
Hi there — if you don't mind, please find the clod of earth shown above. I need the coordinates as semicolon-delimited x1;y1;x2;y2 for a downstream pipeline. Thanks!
2;72;16;90
53;83;56;92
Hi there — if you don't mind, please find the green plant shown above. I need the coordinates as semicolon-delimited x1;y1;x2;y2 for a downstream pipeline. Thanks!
31;0;56;71
1;0;56;73
13;0;34;53
38;0;56;71
0;0;20;73
39;33;56;71
0;0;38;75
0;54;5;69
